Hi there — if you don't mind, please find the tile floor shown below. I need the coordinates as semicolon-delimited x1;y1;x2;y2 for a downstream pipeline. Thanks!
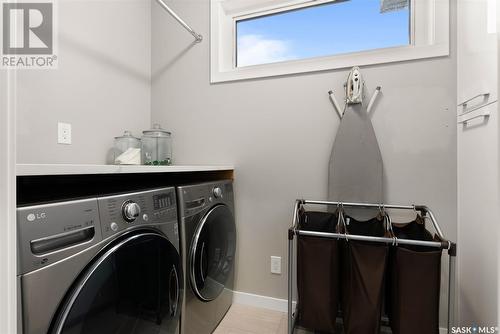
213;304;288;334
213;304;313;334
213;304;393;334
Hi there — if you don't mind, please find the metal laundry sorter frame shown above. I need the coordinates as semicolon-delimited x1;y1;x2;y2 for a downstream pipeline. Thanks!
287;199;457;334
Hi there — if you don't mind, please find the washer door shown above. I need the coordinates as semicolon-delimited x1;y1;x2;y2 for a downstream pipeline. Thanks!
51;231;182;334
190;204;236;301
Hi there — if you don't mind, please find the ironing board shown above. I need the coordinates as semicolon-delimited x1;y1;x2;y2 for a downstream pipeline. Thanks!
328;99;384;205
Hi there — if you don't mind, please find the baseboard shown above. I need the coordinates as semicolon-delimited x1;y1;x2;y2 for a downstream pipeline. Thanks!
233;290;295;313
233;291;448;334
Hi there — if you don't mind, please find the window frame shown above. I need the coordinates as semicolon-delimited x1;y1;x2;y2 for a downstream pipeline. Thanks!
210;0;450;83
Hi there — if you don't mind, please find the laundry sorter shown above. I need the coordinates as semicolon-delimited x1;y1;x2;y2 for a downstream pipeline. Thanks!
287;199;457;334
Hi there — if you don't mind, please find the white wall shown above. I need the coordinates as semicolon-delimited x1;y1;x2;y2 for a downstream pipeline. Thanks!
498;4;500;326
16;0;152;164
151;0;458;324
457;104;499;326
0;69;17;333
457;0;499;327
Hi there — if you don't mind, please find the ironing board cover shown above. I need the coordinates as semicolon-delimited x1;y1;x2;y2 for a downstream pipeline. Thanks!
328;103;384;204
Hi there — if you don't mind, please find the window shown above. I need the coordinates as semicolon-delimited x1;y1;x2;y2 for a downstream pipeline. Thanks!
236;0;411;67
211;0;449;82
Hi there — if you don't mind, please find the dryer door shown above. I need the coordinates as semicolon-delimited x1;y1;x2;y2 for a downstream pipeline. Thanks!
50;231;182;334
190;204;236;301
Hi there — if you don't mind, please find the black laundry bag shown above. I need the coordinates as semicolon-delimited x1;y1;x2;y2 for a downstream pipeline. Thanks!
340;215;389;334
297;211;340;333
386;216;442;334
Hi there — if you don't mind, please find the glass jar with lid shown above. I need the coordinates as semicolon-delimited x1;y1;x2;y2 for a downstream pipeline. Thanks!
113;131;141;164
141;124;172;165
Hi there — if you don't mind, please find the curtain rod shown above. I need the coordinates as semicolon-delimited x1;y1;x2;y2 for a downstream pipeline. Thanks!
155;0;203;43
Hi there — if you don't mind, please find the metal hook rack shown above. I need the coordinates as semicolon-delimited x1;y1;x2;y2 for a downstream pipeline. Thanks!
328;67;382;118
457;92;497;124
287;199;457;334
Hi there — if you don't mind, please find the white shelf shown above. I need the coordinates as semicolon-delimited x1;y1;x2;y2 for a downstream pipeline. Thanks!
16;164;234;176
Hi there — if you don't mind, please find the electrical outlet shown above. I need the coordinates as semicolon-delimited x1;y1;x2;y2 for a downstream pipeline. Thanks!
271;256;281;275
58;122;72;145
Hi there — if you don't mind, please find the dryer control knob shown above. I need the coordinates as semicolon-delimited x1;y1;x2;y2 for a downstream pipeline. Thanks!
122;201;141;222
213;187;223;199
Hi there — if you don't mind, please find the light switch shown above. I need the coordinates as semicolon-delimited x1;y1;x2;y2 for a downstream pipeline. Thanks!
271;256;281;275
58;122;71;145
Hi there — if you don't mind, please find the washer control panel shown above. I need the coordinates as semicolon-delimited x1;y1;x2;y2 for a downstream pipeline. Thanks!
16;187;178;275
122;200;141;222
98;187;177;239
178;180;234;218
17;198;102;275
212;186;223;199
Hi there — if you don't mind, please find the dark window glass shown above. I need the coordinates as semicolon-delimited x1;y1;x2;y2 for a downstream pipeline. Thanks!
191;205;236;301
53;233;182;334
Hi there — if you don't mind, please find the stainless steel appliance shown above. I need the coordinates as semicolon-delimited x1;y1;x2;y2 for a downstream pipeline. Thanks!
177;180;236;334
17;187;182;334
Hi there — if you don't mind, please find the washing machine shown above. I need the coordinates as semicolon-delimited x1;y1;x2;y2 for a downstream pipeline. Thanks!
17;187;182;334
177;180;236;334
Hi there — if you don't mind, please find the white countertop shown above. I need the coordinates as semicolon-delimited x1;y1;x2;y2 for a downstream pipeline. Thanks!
17;164;234;176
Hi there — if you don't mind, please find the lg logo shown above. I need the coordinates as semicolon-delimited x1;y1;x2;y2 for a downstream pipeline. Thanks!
27;212;46;222
2;2;53;54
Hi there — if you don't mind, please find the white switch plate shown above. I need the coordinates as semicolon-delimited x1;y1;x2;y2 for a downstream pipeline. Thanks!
271;256;281;275
58;122;72;144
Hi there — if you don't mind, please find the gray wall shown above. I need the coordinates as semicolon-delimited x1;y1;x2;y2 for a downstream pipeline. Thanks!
16;0;151;164
151;0;458;312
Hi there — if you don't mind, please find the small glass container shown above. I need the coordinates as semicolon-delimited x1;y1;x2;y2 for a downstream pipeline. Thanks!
141;124;172;165
113;131;141;163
